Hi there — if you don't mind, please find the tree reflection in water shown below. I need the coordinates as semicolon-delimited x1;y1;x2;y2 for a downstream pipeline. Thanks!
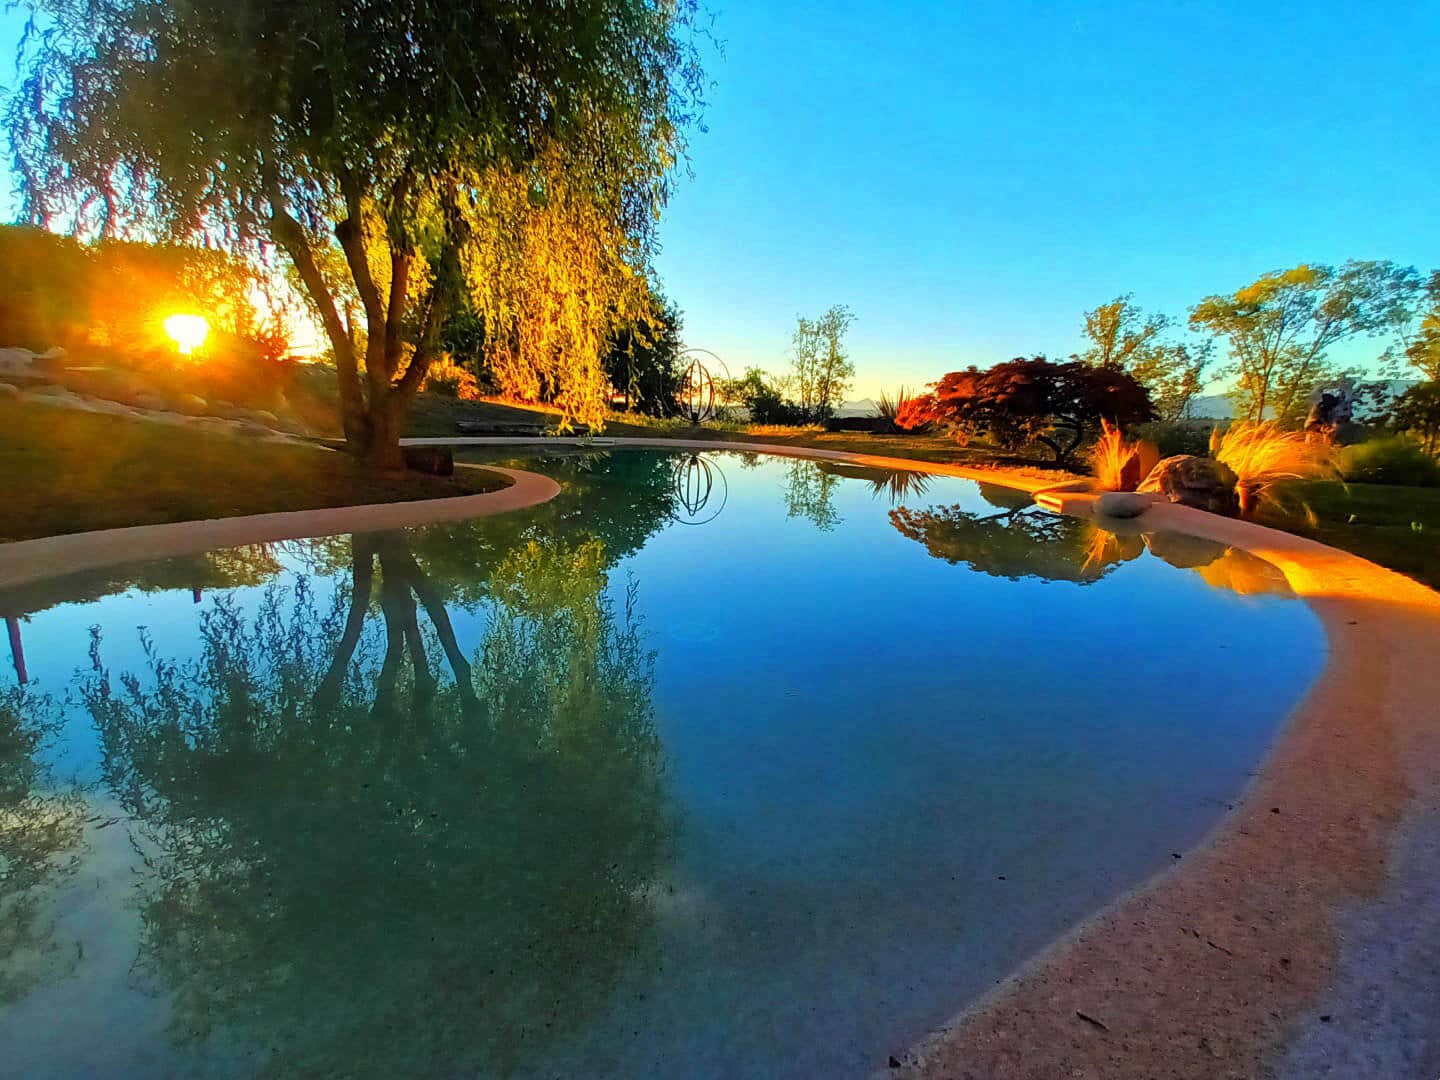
891;493;1294;595
783;458;843;531
81;531;666;1076
0;686;86;1007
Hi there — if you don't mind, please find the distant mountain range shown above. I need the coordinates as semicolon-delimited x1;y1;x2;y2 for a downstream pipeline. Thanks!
1188;380;1417;420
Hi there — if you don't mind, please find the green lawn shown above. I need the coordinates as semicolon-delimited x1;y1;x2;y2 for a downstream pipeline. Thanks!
0;398;508;543
405;394;1076;481
1257;480;1440;591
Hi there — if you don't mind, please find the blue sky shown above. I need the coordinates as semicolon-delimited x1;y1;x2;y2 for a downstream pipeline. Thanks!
2;2;1436;397
651;0;1439;396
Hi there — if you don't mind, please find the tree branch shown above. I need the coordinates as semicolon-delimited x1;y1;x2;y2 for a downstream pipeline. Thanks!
335;168;385;333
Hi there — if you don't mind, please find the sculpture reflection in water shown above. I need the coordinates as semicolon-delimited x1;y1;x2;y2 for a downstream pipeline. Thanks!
669;453;727;525
0;686;86;1007
81;531;667;1075
891;485;1293;595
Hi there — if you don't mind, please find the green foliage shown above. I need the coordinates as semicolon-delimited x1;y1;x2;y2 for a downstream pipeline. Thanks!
1133;420;1216;458
782;458;842;530
1390;380;1440;452
0;687;86;1007
1337;436;1440;487
1074;295;1211;423
1189;261;1421;426
1381;270;1440;381
10;0;706;465
80;532;666;1073
790;304;856;422
603;285;685;417
721;366;805;425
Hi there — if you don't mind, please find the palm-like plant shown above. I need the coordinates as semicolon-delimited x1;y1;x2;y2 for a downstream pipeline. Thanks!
876;386;916;433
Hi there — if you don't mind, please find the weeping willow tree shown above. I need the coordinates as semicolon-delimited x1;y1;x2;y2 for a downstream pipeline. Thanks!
9;0;705;467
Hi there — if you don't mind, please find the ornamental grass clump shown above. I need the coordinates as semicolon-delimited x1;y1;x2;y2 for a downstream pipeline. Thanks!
1209;421;1334;516
1091;420;1161;492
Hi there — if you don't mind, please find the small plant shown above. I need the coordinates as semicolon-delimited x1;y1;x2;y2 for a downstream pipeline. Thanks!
876;386;912;420
422;358;482;401
1337;436;1440;487
1090;420;1161;492
1209;421;1333;516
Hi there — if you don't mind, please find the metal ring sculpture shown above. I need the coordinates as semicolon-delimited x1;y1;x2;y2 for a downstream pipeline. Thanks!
669;453;728;526
677;348;730;424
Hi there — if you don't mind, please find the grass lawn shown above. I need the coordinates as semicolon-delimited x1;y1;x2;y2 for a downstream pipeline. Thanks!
405;394;1076;482
0;397;508;543
1258;480;1440;592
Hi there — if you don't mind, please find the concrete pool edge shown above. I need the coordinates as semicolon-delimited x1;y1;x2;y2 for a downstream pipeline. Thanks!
421;437;1440;1076
0;465;561;591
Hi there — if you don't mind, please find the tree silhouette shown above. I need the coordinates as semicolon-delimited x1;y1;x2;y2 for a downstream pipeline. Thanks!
81;531;667;1076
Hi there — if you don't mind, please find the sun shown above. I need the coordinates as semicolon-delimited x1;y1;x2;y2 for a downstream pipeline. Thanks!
163;313;210;356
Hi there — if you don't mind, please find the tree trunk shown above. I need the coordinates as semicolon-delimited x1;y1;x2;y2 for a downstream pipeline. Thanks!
365;413;406;471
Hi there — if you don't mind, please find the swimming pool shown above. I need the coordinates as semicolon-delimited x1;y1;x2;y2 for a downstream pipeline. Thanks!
0;449;1325;1077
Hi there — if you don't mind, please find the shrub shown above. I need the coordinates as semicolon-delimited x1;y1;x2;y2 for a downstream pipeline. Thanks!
1390;381;1440;453
1209;421;1334;515
1134;420;1215;458
896;357;1155;463
423;358;482;400
1090;420;1160;491
1336;436;1440;487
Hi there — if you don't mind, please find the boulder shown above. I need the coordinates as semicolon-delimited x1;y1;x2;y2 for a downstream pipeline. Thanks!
1138;455;1239;516
1095;491;1153;519
0;381;19;398
174;393;209;415
131;392;167;412
0;348;37;377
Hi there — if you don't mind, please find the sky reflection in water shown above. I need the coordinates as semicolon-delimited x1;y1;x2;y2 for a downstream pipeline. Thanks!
0;450;1324;1078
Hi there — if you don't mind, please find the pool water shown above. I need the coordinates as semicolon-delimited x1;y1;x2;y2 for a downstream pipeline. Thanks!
0;449;1325;1078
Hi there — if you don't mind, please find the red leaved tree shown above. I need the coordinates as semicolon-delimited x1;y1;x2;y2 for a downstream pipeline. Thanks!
895;357;1154;463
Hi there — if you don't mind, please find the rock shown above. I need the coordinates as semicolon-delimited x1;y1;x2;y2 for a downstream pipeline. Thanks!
30;383;70;397
0;381;19;397
1139;455;1239;516
131;392;167;412
403;445;455;476
1096;491;1153;519
174;393;209;415
0;348;37;376
251;409;280;427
